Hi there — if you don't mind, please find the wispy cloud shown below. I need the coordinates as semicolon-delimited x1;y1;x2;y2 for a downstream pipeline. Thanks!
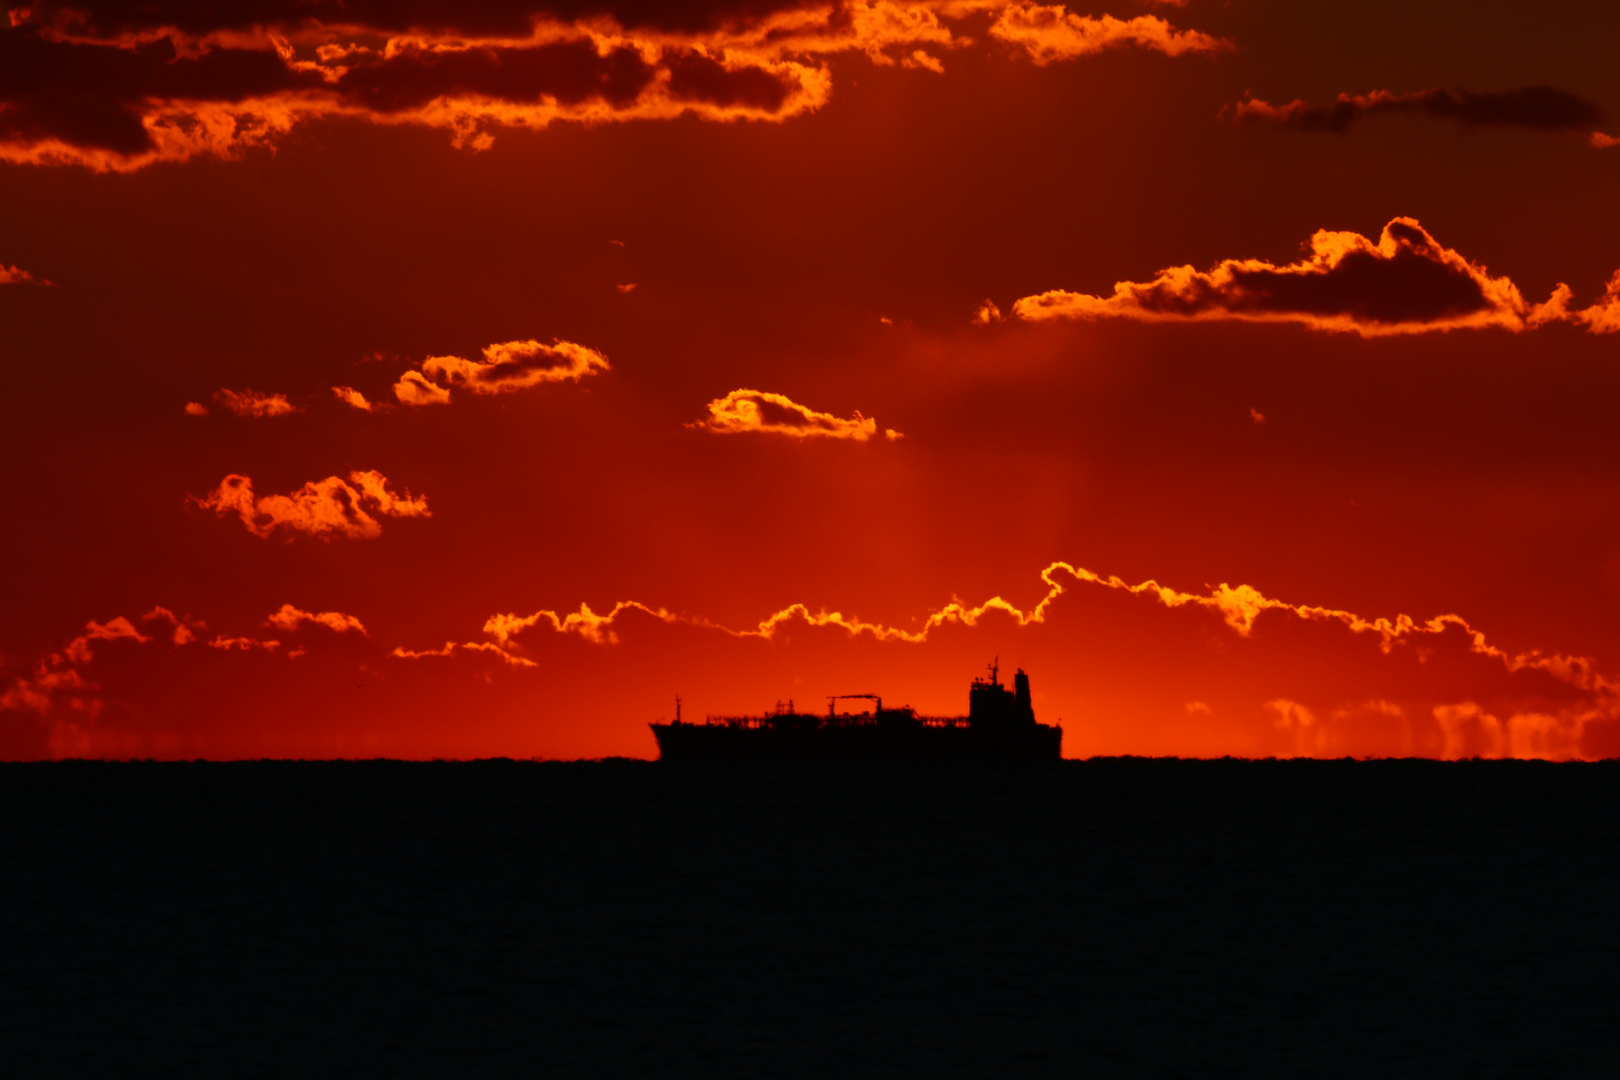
209;388;299;417
1234;85;1609;142
689;388;901;440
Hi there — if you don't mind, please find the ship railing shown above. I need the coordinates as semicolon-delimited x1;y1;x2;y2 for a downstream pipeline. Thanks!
916;715;969;728
699;713;971;729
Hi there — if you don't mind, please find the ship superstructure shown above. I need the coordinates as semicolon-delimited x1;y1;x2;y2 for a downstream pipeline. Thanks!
650;663;1061;760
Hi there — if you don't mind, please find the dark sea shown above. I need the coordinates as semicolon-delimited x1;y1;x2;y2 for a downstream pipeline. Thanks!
3;759;1617;1077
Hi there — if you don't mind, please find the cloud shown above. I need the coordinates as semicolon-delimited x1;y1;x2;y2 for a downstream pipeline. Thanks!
184;401;210;416
988;3;1229;64
689;388;901;440
1556;271;1620;334
477;560;1609;688
208;635;282;652
196;469;430;540
1234;85;1607;140
142;605;205;644
332;385;375;410
459;558;1617;759
1011;217;1596;337
392;371;452;406
1;613;154;717
0;261;48;284
390;641;536;667
211;388;299;417
2;2;1220;170
393;338;609;405
266;603;367;635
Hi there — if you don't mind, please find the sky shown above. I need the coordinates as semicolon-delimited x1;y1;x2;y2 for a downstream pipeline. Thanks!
3;0;1619;760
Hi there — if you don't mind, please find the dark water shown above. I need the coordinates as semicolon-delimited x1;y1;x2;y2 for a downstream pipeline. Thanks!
2;759;1617;1077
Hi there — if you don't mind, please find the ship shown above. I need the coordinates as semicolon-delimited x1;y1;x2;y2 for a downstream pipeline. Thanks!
650;663;1062;760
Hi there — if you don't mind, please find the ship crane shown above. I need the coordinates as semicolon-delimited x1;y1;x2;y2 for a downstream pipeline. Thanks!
827;693;882;719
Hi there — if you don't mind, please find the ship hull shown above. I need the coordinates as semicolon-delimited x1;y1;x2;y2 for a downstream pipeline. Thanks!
650;722;1062;761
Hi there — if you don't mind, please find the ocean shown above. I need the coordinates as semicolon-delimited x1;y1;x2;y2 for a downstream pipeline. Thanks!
2;759;1616;1077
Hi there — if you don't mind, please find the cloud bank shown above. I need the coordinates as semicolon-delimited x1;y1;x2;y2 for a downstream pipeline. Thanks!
444;559;1616;758
1012;217;1618;336
2;1;1228;170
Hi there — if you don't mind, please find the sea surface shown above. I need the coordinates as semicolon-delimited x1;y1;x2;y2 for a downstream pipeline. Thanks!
2;759;1617;1077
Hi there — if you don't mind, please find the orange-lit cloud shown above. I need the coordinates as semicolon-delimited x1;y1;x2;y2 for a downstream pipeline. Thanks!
393;339;609;405
142;605;204;645
465;560;1618;757
1234;85;1607;140
210;388;299;417
208;635;282;652
331;386;375;410
690;388;901;440
1012;217;1581;337
1;614;153;717
988;3;1229;64
392;371;452;406
197;470;430;540
265;604;367;635
2;1;1225;171
0;261;48;284
1564;271;1620;333
390;641;536;667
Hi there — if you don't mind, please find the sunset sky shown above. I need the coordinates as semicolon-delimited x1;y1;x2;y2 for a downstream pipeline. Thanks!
4;0;1619;760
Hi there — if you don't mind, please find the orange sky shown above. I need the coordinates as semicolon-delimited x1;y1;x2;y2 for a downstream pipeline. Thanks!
3;0;1620;760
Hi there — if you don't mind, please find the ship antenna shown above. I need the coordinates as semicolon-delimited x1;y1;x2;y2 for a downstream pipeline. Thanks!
991;656;999;685
675;695;681;723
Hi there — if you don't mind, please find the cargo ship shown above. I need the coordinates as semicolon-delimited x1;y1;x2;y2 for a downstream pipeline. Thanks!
650;663;1062;760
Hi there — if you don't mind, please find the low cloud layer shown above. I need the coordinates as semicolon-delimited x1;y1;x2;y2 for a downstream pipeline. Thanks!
453;559;1616;759
2;1;1228;170
393;339;609;405
690;388;901;440
1012;217;1617;337
197;470;430;539
1234;85;1612;143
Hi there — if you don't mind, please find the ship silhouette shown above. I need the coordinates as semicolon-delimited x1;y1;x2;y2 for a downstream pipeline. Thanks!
651;662;1062;760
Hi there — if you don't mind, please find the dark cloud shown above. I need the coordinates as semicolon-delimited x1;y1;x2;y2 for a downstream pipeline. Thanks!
0;26;311;153
666;50;794;111
1014;217;1567;336
10;0;813;36
1236;85;1605;136
333;40;657;114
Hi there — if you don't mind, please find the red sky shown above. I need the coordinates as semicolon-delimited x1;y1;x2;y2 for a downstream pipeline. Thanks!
4;0;1620;760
